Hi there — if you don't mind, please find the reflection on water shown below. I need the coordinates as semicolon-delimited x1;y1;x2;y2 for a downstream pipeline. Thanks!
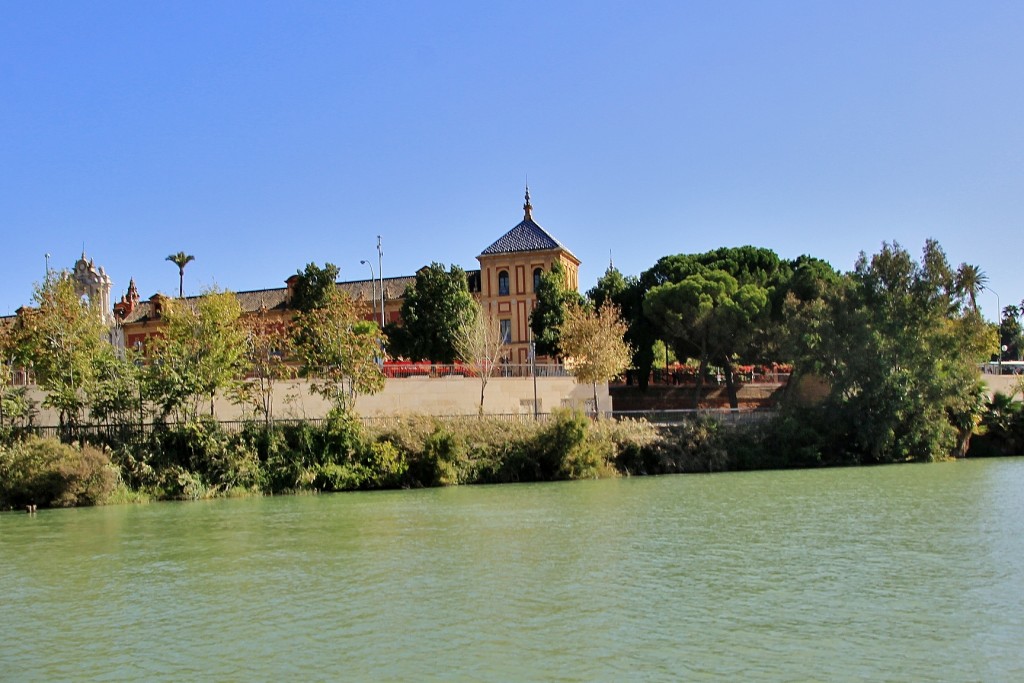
3;459;1024;681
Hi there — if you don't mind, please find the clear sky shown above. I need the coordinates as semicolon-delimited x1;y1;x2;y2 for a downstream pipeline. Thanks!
2;1;1022;319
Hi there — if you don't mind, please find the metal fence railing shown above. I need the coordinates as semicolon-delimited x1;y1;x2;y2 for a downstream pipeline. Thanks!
5;364;571;388
4;406;775;444
379;363;569;379
614;370;791;387
611;407;778;426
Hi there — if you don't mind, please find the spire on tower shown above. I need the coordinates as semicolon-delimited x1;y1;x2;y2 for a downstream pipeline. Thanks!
523;184;533;220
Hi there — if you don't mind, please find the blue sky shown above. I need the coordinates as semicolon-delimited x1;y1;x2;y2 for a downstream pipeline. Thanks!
3;1;1022;319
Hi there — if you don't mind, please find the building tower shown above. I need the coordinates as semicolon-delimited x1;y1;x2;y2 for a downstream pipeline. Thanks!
476;187;580;365
72;252;114;325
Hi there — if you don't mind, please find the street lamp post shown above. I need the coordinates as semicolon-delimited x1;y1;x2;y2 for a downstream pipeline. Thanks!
530;338;538;420
985;285;1002;374
377;236;385;331
360;260;378;323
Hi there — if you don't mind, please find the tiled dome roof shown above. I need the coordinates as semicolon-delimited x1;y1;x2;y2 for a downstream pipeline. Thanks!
479;187;577;259
480;217;566;255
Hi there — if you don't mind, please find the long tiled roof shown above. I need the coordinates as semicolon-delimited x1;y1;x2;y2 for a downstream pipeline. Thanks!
118;275;419;325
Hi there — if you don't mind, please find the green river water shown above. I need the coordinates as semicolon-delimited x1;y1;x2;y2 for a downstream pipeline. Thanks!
3;458;1023;681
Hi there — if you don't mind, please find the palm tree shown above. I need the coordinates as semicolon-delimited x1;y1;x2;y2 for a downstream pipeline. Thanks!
166;252;195;298
955;263;987;313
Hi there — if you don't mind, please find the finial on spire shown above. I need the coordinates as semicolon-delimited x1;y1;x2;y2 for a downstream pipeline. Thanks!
523;183;533;220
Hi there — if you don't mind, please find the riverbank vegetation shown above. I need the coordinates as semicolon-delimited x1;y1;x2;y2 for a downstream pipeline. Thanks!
1;239;1021;509
0;410;661;508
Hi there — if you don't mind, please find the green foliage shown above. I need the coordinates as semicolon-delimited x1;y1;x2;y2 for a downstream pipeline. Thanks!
587;265;629;310
537;408;611;479
241;313;294;423
530;262;584;358
0;438;117;508
0;323;31;431
11;273;107;429
615;416;729;474
970;391;1024;457
409;426;465;486
292;290;386;411
393;262;476;363
558;301;633;411
999;306;1022;360
146;288;248;423
624;247;793;391
954;263;987;314
89;347;144;428
783;240;994;463
650;340;678;369
644;268;770;407
291;262;340;313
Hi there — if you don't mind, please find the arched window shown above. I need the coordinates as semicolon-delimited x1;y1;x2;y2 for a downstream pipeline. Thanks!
498;270;510;296
533;268;543;292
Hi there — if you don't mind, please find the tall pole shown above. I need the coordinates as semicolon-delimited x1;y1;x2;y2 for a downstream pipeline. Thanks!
377;236;385;331
986;285;1002;374
360;260;377;322
530;333;539;421
44;253;51;278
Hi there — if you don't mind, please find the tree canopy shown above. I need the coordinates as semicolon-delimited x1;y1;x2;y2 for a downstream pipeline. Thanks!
530;261;583;358
291;262;341;313
10;273;107;429
146;288;249;422
393;262;475;363
782;240;994;462
624;247;786;398
559;301;633;414
644;269;769;407
292;288;385;412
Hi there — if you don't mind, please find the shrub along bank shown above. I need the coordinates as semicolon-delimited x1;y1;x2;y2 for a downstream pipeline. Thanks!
5;401;1017;510
0;410;665;508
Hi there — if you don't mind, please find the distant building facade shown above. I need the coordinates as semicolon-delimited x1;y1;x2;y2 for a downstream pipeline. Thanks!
107;189;579;361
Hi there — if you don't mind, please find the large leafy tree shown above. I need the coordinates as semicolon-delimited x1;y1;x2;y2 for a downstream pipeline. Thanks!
784;240;994;462
394;262;475;363
146;288;248;422
622;247;792;390
558;301;633;415
530;261;583;358
292;288;386;413
643;269;769;408
291;262;341;313
89;345;145;429
11;273;107;430
586;264;629;310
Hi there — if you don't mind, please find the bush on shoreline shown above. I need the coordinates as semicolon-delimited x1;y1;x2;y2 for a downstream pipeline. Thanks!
0;437;117;509
6;400;1016;510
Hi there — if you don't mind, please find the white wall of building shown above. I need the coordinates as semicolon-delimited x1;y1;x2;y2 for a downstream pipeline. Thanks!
17;376;610;426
